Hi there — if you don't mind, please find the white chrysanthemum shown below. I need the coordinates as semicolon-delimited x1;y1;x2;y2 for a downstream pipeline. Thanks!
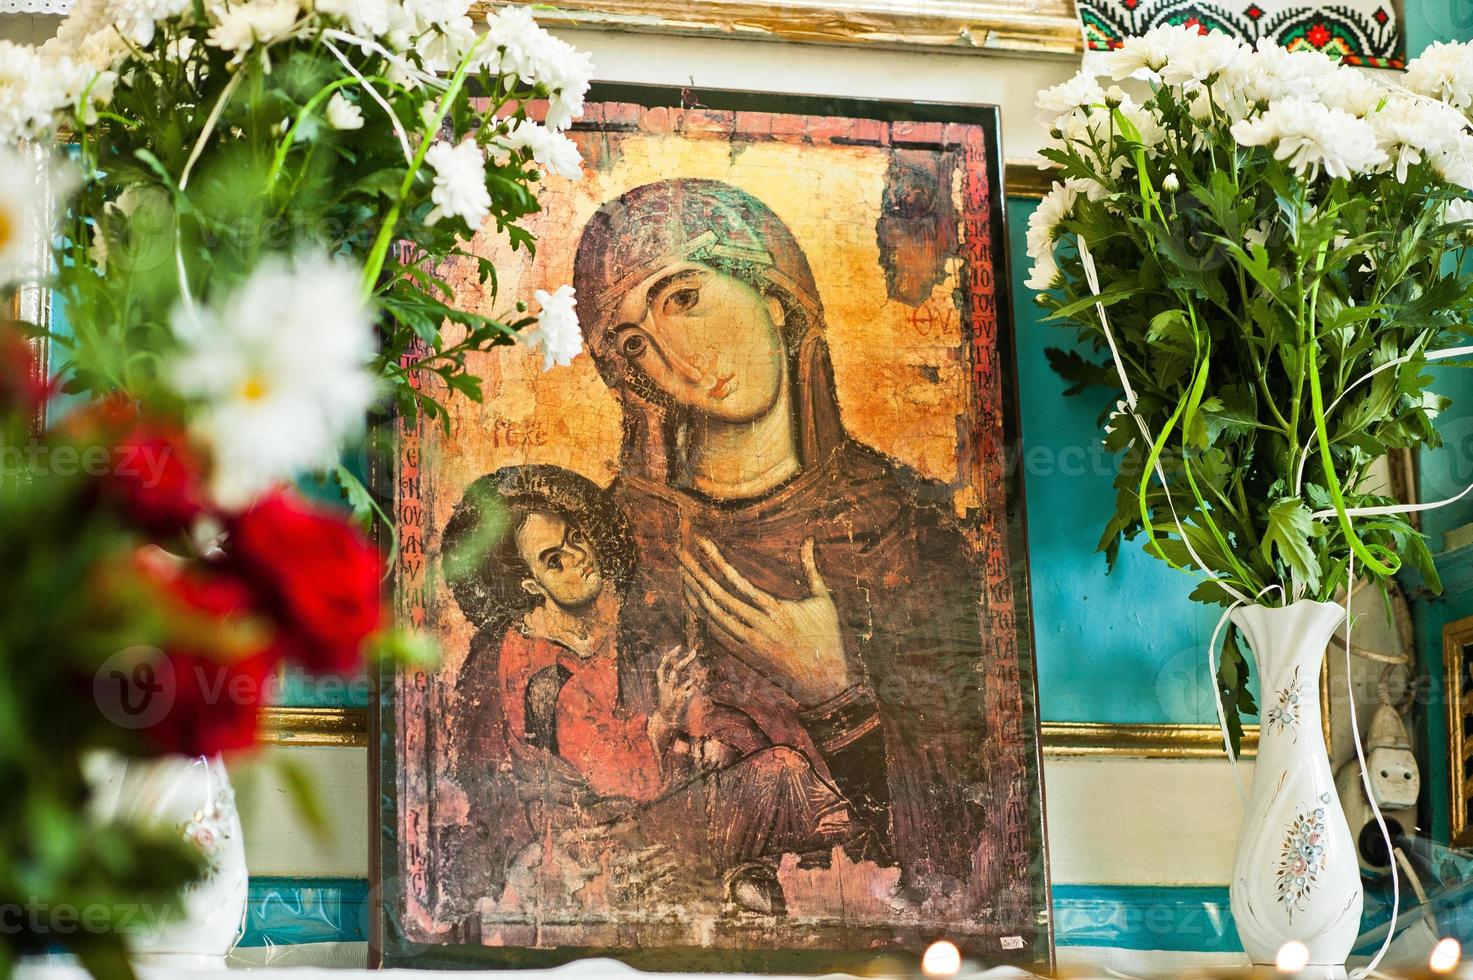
480;5;542;76
102;0;193;46
543;52;593;131
207;0;302;58
481;4;592;130
1434;133;1473;189
168;35;199;63
424;139;490;228
43;14;132;81
1024;182;1076;292
1026;250;1059;293
1231;97;1386;180
1158;28;1249;87
1101;23;1207;82
88;223;109;272
1320;66;1386;118
1035;70;1105;127
405;0;477;72
1064;174;1112;202
315;0;390;37
1445;198;1473;224
49;0;114;47
167;252;379;508
325;91;364;130
0;42;59;143
524;284;582;371
1367;95;1467;182
1406;40;1473;112
88;182;168;274
1116;92;1167;149
34;43;118;128
492;118;582;180
1242;37;1341;105
1048;90;1164;171
1441;199;1473;244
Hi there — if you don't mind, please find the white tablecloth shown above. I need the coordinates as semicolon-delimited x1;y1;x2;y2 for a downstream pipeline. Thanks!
13;938;1461;978
14;944;1252;978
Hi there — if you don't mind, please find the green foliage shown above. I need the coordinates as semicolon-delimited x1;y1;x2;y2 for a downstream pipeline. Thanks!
51;20;552;431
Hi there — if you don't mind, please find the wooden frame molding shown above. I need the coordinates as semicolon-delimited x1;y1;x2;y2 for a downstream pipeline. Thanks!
1446;615;1473;847
262;707;1256;757
485;0;1083;57
261;706;370;747
1043;721;1257;758
1004;159;1056;199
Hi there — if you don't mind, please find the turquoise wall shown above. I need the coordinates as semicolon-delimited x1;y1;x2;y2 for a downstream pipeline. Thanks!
1007;206;1231;724
1407;0;1473;54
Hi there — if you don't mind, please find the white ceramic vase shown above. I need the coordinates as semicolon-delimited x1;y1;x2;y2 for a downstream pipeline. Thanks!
88;753;248;968
1229;600;1363;978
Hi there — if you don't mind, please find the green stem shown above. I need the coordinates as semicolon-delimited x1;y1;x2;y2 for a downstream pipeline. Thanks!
1304;240;1396;579
360;37;487;298
265;75;384;190
1176;302;1261;590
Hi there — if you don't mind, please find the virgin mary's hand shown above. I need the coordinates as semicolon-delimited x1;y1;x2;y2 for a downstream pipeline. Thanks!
679;536;852;706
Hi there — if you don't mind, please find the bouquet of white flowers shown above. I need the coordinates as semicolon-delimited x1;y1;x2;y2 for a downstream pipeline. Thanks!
5;0;591;505
1031;27;1473;737
0;10;594;972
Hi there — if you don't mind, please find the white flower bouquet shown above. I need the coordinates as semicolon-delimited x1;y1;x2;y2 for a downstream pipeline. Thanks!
1031;28;1473;738
6;0;591;504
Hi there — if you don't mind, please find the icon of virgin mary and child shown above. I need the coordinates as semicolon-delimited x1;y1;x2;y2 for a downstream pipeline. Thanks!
437;178;998;930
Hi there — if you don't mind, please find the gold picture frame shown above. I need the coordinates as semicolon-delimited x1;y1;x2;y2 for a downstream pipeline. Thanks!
263;706;1262;758
1445;615;1473;847
482;0;1083;56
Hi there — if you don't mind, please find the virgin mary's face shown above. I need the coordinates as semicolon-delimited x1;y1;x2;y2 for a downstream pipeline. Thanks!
610;262;787;424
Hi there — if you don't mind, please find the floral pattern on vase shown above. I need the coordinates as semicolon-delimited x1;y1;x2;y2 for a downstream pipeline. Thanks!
1274;792;1331;920
1265;665;1303;739
178;781;237;881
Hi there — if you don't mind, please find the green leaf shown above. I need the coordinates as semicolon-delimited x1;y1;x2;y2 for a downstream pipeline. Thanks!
1261;497;1321;593
1147;309;1194;354
334;464;379;531
1215;627;1256;755
1201;384;1260;442
1044;282;1138;323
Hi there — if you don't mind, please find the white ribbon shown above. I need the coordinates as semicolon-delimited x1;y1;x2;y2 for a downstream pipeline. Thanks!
1343;550;1401;980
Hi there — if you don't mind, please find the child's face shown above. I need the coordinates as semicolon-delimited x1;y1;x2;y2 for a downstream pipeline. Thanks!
514;511;604;611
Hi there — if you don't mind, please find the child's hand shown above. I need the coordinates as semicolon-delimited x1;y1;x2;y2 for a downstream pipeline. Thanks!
650;645;702;748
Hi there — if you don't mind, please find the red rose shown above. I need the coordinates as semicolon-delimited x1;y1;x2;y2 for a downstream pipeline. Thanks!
143;648;276;757
229;491;384;675
105;424;208;534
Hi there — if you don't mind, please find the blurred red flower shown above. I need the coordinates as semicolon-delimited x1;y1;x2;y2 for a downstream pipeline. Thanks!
0;329;52;417
229;491;384;675
104;424;208;535
143;648;277;756
133;560;281;757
